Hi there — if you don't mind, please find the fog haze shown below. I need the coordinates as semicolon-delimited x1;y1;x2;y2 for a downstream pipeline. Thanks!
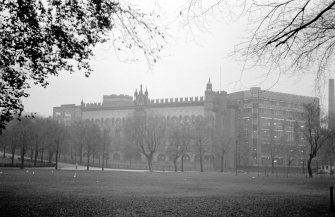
22;0;320;117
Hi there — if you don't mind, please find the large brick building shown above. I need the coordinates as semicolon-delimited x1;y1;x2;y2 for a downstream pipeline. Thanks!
53;80;317;169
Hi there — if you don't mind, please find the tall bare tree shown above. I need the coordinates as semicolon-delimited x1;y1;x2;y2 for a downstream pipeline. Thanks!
80;121;101;171
101;126;112;171
301;102;332;177
194;116;213;172
49;121;67;170
17;117;33;169
69;121;86;164
180;119;192;172
126;113;165;172
167;121;183;172
213;127;232;172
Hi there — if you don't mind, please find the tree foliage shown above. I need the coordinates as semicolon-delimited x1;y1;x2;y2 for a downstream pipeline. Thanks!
0;0;165;131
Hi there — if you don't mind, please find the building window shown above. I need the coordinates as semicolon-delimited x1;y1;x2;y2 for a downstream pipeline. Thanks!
286;132;294;142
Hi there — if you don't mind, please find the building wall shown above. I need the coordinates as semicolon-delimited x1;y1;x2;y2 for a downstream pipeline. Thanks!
148;105;204;117
232;87;317;167
53;104;81;126
82;108;133;120
52;83;317;168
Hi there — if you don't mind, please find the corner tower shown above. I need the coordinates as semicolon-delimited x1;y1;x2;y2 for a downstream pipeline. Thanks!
204;78;215;116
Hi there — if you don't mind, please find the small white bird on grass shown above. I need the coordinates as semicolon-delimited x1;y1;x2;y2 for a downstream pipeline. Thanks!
73;173;77;178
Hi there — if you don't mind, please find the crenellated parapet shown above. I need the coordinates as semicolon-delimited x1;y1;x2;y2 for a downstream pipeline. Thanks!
150;96;204;104
83;102;103;108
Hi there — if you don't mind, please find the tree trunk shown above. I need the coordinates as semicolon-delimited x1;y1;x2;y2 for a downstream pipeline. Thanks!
92;153;95;167
173;157;178;172
286;160;290;178
87;152;90;171
3;144;6;158
40;148;44;162
34;149;38;167
102;153;105;171
220;155;224;172
79;145;83;164
48;152;53;163
307;155;313;178
30;145;33;161
20;146;25;169
180;155;184;172
55;150;59;170
271;157;274;173
200;153;204;172
11;147;15;166
147;155;153;172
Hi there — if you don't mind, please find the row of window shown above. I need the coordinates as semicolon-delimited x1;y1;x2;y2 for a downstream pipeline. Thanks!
260;157;306;166
243;107;304;119
243;99;304;109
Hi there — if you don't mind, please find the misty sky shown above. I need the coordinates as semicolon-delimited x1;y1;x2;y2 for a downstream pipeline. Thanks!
22;0;322;117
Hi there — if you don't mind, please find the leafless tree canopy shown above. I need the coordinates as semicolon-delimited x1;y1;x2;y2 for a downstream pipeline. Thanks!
183;0;335;89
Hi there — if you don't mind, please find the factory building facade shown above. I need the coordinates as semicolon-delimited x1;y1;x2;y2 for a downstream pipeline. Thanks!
53;80;317;169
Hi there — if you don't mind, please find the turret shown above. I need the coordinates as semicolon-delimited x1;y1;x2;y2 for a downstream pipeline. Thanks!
139;84;143;95
206;78;212;91
134;84;149;106
145;88;148;97
204;78;215;117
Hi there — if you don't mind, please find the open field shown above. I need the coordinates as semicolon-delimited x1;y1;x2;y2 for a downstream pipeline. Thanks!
1;169;335;217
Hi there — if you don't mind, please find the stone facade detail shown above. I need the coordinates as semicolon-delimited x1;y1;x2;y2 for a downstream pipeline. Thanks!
53;80;317;168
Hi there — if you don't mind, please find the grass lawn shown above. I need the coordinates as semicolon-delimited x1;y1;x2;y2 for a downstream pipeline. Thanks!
1;169;335;217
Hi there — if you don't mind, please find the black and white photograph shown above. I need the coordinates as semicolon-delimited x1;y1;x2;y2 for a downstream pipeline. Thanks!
1;1;335;216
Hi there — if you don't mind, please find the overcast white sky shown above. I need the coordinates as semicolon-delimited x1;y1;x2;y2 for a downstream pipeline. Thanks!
22;0;323;117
